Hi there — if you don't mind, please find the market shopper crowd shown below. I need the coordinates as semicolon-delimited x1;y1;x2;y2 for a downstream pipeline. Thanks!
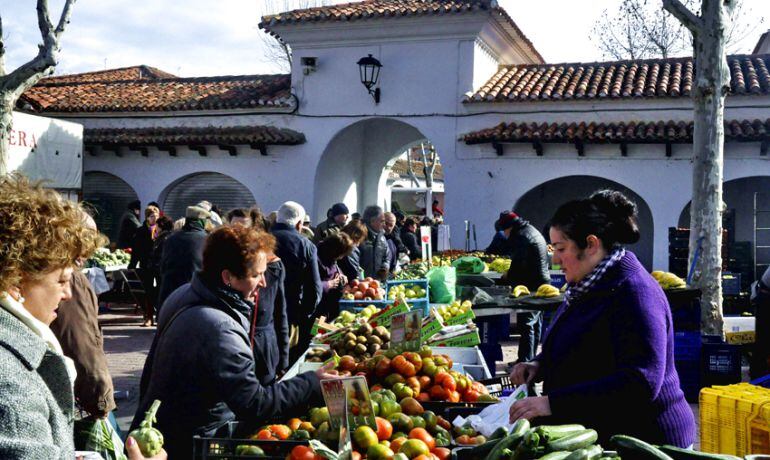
0;172;696;458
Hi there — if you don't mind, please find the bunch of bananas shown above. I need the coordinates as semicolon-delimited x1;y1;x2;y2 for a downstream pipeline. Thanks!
534;284;560;298
651;271;687;290
512;285;530;298
488;258;511;274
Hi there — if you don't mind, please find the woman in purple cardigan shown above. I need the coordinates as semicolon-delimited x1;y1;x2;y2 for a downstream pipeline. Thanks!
509;190;695;447
317;232;355;320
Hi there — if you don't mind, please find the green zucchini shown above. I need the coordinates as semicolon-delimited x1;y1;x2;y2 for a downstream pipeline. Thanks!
466;438;504;458
536;425;587;443
538;452;573;460
484;420;531;460
564;445;604;460
546;429;599;453
658;445;742;460
490;426;510;440
610;435;673;460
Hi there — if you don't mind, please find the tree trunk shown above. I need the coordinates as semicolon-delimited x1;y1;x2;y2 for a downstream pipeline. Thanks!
0;98;12;176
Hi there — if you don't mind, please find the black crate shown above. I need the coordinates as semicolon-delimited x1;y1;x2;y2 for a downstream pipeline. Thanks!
701;336;742;387
192;422;310;460
666;288;701;332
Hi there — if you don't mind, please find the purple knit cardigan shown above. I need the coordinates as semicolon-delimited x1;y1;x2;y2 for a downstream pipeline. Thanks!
536;251;695;447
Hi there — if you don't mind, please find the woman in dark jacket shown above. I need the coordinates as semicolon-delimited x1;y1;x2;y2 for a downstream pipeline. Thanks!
130;205;160;326
133;226;338;459
252;254;290;385
317;233;356;320
508;190;695;447
338;219;368;281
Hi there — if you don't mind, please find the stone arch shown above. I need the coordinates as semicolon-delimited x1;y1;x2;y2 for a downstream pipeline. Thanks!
82;171;140;243
313;118;428;223
159;172;256;221
513;175;655;269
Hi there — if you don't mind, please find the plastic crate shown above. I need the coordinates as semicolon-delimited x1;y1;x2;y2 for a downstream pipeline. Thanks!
338;299;390;313
702;336;742;386
549;272;566;289
699;384;770;455
192;421;310;459
723;272;743;296
386;280;430;315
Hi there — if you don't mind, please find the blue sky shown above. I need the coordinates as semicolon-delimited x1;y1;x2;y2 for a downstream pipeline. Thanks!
1;0;768;78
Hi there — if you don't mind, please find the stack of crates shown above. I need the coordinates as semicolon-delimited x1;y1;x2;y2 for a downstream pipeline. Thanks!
700;383;770;455
668;227;729;278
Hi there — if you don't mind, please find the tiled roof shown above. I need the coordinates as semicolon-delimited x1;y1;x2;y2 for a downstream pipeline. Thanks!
466;55;770;103
462;119;770;145
260;0;543;63
42;65;177;83
84;126;306;147
21;73;293;113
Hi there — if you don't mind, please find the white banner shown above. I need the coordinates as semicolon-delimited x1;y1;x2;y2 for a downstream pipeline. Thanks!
8;111;83;189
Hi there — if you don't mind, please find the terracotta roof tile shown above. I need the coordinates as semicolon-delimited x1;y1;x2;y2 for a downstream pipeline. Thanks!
462;119;770;145
42;65;177;84
466;55;770;103
21;73;292;113
260;0;543;62
84;126;305;147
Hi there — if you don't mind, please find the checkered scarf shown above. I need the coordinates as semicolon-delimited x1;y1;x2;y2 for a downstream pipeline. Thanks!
564;246;626;305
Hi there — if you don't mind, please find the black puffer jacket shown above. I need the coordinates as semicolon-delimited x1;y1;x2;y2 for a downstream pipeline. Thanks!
359;225;390;280
133;273;320;459
505;218;550;291
157;220;207;309
253;260;290;385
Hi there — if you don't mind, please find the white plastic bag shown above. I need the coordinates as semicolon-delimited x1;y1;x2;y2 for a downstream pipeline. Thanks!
452;384;528;437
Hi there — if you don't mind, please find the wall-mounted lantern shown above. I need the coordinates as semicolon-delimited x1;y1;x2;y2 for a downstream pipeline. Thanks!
356;54;382;104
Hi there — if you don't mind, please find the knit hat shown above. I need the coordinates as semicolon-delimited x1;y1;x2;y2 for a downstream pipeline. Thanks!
498;212;519;230
330;202;349;217
186;205;211;220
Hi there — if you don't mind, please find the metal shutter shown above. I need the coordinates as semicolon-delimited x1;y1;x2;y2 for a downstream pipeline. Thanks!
82;171;139;243
162;172;256;221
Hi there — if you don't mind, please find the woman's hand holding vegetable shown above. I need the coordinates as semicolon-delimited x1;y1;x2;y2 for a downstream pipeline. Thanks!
509;360;541;385
126;436;167;460
508;396;551;423
315;361;342;380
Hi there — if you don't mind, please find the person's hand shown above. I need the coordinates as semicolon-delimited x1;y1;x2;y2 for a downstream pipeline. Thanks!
509;361;541;385
339;274;348;286
315;361;342;380
509;396;551;423
327;276;340;289
125;436;168;460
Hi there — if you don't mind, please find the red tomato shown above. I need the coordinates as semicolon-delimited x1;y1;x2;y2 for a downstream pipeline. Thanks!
375;417;393;441
408;427;436;450
432;447;451;460
290;445;316;460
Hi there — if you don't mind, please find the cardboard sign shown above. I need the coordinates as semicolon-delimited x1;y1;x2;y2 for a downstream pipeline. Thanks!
391;310;423;352
420;225;432;263
321;376;377;434
320;379;351;456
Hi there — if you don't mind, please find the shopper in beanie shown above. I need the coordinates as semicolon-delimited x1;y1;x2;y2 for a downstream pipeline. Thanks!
485;211;513;256
509;190;695;447
134;226;337;459
117;200;142;249
270;202;322;361
498;211;549;363
314;202;349;243
157;205;210;310
359;205;391;281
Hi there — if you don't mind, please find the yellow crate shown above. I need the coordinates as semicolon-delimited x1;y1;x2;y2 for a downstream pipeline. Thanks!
701;384;770;455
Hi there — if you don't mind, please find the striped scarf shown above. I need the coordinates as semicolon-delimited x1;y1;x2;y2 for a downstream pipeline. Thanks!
563;246;626;305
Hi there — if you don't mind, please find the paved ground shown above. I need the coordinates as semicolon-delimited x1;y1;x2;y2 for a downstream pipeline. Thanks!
101;307;701;446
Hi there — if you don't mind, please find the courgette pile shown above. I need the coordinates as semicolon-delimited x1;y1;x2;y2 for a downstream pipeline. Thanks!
460;422;602;460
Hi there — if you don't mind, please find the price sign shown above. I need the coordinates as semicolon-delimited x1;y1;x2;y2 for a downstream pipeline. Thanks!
391;310;423;352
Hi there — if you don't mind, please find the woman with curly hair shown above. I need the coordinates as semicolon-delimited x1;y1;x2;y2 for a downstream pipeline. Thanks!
0;175;164;459
133;225;339;458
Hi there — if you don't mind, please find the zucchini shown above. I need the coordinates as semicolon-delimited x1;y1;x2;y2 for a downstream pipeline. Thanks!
491;426;510;440
564;445;604;460
658;445;742;460
466;438;504;458
536;425;587;443
484;421;531;460
538;452;573;460
610;435;673;460
546;430;599;453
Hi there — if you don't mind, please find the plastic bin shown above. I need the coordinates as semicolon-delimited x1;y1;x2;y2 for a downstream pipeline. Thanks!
338;299;390;313
386;279;430;316
723;272;743;296
702;335;742;387
699;384;770;455
192;421;309;459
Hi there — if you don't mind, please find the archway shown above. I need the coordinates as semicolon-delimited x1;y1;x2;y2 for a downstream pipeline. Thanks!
82;171;139;243
381;141;444;216
313;118;428;223
160;172;256;220
678;176;770;284
513;175;655;269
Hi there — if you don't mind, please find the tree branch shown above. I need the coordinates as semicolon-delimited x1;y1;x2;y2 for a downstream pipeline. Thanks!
0;16;5;77
663;0;703;33
54;0;77;39
37;0;56;49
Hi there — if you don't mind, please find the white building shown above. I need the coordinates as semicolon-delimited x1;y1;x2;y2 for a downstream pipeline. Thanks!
18;0;770;280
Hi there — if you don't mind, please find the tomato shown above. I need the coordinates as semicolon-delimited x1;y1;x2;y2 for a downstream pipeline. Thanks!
455;435;472;445
367;443;395;460
255;429;274;440
375;417;393;441
463;389;480;402
417;392;430;402
399;439;430;458
418;376;432;389
287;418;302;431
408;427;436;450
429;385;450;401
434;372;456;393
390;437;408;453
432;447;451;460
290;445;316;460
353;426;379;450
391;355;417;377
402;352;423;373
447;391;461;403
351;452;362;460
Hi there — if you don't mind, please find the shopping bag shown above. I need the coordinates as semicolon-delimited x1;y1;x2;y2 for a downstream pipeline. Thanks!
427;266;456;303
451;256;486;274
74;417;128;460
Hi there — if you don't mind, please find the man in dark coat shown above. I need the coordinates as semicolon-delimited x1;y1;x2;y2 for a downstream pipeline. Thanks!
384;212;407;272
400;217;421;260
270;201;322;361
359;206;391;281
499;212;550;362
313;202;349;244
156;205;210;309
116;200;141;249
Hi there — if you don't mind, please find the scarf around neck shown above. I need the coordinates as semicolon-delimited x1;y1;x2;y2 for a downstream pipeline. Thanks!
563;246;626;305
0;292;77;386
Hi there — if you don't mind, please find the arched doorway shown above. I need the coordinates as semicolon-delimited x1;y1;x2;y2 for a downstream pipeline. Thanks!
513;175;655;269
313;118;430;222
160;172;256;220
678;176;770;284
381;141;444;216
82;171;139;243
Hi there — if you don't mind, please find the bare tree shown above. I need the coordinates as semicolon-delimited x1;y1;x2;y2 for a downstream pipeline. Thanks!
663;0;733;337
593;0;762;59
402;143;440;218
0;0;76;175
258;0;329;74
